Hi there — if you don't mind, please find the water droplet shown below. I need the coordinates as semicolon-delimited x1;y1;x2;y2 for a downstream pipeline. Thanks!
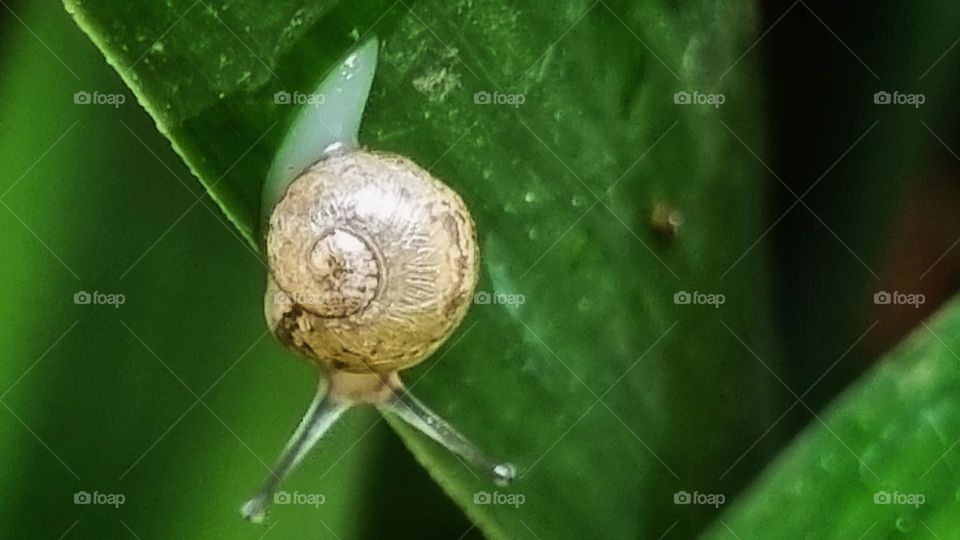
571;195;586;207
818;452;842;473
527;227;538;240
290;8;305;27
524;191;538;203
895;514;916;533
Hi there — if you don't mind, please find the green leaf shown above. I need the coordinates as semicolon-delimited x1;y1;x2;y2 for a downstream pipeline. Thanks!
370;4;784;536
704;297;960;539
63;0;402;246
64;0;783;537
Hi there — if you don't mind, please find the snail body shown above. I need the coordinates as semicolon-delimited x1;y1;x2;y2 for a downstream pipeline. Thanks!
265;150;478;374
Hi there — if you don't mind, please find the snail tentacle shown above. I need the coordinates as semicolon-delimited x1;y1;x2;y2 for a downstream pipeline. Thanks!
240;381;348;523
377;382;516;486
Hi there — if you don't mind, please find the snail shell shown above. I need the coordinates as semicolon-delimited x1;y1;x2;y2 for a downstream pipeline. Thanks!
264;150;478;374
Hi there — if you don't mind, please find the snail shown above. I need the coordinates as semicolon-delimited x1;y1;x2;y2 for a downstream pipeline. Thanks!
241;38;514;523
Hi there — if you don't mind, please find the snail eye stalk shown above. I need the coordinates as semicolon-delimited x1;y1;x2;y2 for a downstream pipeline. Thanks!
240;374;515;523
377;383;516;486
240;383;347;523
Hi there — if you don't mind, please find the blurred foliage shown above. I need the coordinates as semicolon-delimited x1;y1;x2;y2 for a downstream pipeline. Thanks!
705;297;960;539
764;0;960;414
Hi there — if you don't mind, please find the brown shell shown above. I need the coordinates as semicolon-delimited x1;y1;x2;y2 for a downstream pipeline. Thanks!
264;151;478;374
